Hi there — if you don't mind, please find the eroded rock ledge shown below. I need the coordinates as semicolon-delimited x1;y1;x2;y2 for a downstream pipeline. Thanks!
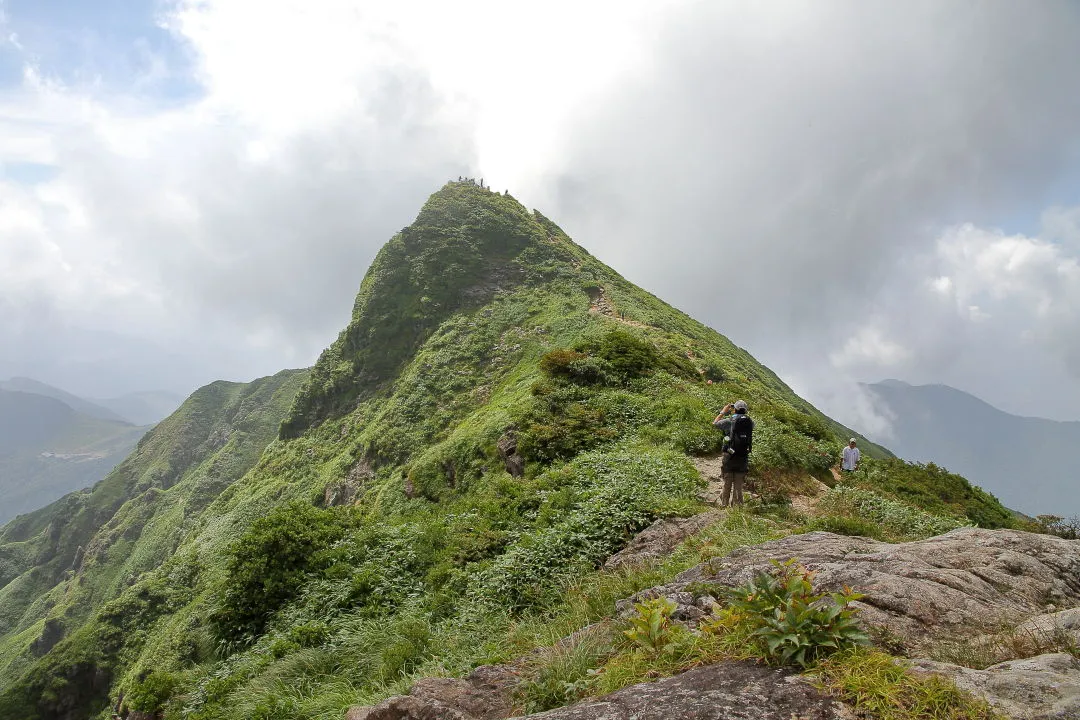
347;528;1080;720
626;528;1080;651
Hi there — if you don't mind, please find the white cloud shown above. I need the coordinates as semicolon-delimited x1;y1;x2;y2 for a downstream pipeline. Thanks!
830;326;911;370
1;0;1080;431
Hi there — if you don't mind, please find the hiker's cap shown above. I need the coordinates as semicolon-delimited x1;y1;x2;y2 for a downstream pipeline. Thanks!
734;400;748;411
850;438;857;443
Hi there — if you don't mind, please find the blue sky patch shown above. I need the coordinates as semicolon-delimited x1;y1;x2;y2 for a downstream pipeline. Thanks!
2;0;201;102
1;162;59;184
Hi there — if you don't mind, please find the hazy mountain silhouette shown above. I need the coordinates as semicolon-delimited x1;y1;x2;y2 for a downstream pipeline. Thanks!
865;379;1078;518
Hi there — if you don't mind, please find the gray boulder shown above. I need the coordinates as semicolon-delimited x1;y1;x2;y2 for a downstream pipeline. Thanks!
345;664;521;720
621;529;1080;651
507;661;852;719
1016;608;1080;649
912;653;1080;719
603;511;722;570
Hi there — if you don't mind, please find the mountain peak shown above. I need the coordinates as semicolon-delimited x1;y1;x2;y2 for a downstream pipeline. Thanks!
280;181;580;437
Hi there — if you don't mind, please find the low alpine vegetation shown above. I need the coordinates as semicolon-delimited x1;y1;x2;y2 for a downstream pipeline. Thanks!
717;559;868;668
812;486;970;541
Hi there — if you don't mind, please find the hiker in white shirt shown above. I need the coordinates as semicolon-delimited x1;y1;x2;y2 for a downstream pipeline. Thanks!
841;438;860;472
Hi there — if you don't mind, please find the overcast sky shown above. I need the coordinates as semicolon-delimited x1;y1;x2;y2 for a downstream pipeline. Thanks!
1;1;1079;439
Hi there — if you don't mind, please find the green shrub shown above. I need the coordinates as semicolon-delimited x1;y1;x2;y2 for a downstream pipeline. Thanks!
125;670;178;712
473;449;699;610
539;349;616;385
575;329;696;381
622;597;686;655
288;622;331;647
721;559;869;667
210;502;350;645
804;514;890;541
1028;514;1080;539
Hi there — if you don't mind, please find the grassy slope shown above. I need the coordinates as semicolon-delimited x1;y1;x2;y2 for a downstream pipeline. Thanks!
0;370;307;700
0;183;1016;720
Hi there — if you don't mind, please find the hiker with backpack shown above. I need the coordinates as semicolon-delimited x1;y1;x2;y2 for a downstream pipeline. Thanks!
712;400;754;507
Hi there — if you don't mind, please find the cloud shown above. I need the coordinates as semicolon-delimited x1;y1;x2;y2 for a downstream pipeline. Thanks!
529;0;1080;423
2;0;1080;432
0;0;481;395
0;0;667;396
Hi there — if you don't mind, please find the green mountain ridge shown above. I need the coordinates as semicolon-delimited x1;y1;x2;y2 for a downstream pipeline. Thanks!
0;182;1017;720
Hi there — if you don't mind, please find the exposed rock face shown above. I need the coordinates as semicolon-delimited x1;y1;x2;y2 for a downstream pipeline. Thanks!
603;511;722;570
1017;608;1080;649
622;529;1080;652
30;617;64;657
345;696;472;720
509;662;851;720
346;664;521;720
496;429;525;478
324;458;375;506
912;653;1080;719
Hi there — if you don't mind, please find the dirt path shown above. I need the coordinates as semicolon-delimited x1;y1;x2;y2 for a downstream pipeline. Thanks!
692;454;727;505
692;454;831;512
588;286;652;329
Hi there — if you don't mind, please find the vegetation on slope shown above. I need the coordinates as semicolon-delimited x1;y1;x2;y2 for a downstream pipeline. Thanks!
0;182;1019;720
0;370;307;716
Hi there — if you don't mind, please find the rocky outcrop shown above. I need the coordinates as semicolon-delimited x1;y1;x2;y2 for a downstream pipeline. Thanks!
1017;608;1080;649
348;662;851;720
346;664;521;720
30;617;65;657
509;662;851;720
496;429;525;478
603;511;722;570
622;529;1080;652
348;529;1080;720
912;653;1080;719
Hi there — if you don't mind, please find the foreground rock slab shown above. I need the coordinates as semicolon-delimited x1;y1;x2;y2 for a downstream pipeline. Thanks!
913;653;1080;720
1017;608;1080;649
603;510;722;569
625;529;1080;651
509;662;851;720
346;664;520;720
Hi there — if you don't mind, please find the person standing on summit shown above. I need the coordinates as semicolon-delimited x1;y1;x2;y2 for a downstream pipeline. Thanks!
713;400;754;507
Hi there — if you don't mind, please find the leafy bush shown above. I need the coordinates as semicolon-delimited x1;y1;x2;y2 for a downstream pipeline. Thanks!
622;597;687;655
125;670;178;712
210;502;350;644
473;449;699;610
1029;514;1080;539
576;329;696;381
818;486;969;540
720;559;868;667
539;349;616;385
518;399;618;462
750;421;835;477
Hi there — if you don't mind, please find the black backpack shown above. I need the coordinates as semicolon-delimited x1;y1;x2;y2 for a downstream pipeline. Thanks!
727;414;753;458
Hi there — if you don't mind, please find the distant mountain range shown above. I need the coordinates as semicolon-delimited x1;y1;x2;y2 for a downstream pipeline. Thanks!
864;379;1078;518
0;377;183;427
0;379;183;524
